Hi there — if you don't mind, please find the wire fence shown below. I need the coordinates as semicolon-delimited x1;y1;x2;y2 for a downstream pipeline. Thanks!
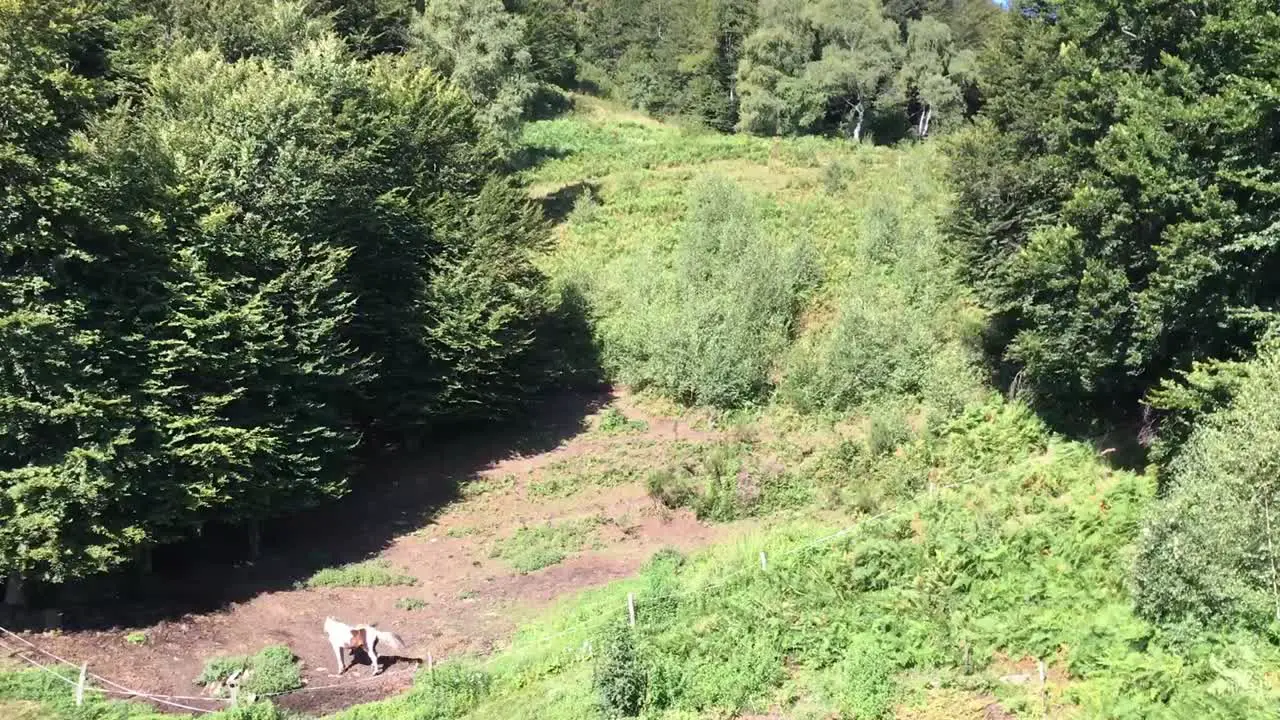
0;459;1028;715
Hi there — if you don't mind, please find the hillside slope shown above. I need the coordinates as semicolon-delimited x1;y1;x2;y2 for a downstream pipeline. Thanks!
4;98;1279;720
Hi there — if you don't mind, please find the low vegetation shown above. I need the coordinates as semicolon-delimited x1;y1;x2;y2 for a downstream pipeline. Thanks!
301;560;417;589
395;597;428;611
197;645;304;699
490;519;603;573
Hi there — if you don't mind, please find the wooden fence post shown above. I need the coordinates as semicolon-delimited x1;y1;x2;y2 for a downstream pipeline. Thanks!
75;662;87;706
759;551;767;571
627;593;636;627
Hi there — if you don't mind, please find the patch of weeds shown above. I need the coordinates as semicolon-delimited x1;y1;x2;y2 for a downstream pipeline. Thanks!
597;407;648;434
396;597;428;611
867;406;913;457
822;159;848;194
300;559;416;589
529;471;589;498
461;473;518;499
531;456;646;498
447;525;481;538
458;589;479;600
402;665;491;718
124;631;147;646
645;440;770;521
197;645;302;698
490;518;600;573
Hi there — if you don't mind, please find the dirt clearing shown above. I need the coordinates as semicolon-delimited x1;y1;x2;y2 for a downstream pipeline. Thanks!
11;388;734;716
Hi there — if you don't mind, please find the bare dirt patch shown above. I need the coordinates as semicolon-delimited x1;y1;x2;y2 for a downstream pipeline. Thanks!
11;388;734;716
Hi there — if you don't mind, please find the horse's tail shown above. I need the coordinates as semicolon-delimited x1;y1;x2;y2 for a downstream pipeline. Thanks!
373;629;405;651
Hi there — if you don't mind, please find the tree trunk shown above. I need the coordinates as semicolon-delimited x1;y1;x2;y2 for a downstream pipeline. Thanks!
4;570;26;607
1264;495;1280;622
852;103;865;143
247;519;262;561
137;544;154;575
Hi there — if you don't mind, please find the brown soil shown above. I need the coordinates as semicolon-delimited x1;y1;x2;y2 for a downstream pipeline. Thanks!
11;388;732;716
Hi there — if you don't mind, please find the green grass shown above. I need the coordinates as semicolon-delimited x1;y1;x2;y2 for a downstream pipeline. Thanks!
0;666;288;719
489;519;602;573
300;559;416;589
123;631;147;646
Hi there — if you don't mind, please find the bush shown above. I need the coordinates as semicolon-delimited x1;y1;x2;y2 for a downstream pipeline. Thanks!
644;441;767;521
1134;339;1280;630
600;176;817;408
197;645;303;698
594;622;647;717
866;406;912;457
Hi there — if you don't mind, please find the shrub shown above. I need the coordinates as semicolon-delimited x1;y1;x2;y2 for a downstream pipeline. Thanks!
594;621;647;717
197;645;302;698
1134;339;1280;630
644;441;766;521
646;469;696;510
781;281;980;417
866;406;912;457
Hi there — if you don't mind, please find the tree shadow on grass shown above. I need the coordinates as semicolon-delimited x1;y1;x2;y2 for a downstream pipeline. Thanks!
536;181;601;225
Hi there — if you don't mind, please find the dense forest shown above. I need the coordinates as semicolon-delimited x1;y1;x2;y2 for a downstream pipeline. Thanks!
5;0;1280;709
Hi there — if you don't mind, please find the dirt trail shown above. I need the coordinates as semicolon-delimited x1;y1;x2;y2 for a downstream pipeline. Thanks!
13;388;729;716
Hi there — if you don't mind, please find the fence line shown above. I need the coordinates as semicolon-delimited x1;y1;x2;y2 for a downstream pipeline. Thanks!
0;459;1034;713
0;632;218;714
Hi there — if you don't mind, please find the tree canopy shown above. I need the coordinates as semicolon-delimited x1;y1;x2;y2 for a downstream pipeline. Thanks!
0;0;572;594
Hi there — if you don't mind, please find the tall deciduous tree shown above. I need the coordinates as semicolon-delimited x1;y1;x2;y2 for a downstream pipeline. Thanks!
895;15;973;137
737;0;903;140
411;0;536;150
